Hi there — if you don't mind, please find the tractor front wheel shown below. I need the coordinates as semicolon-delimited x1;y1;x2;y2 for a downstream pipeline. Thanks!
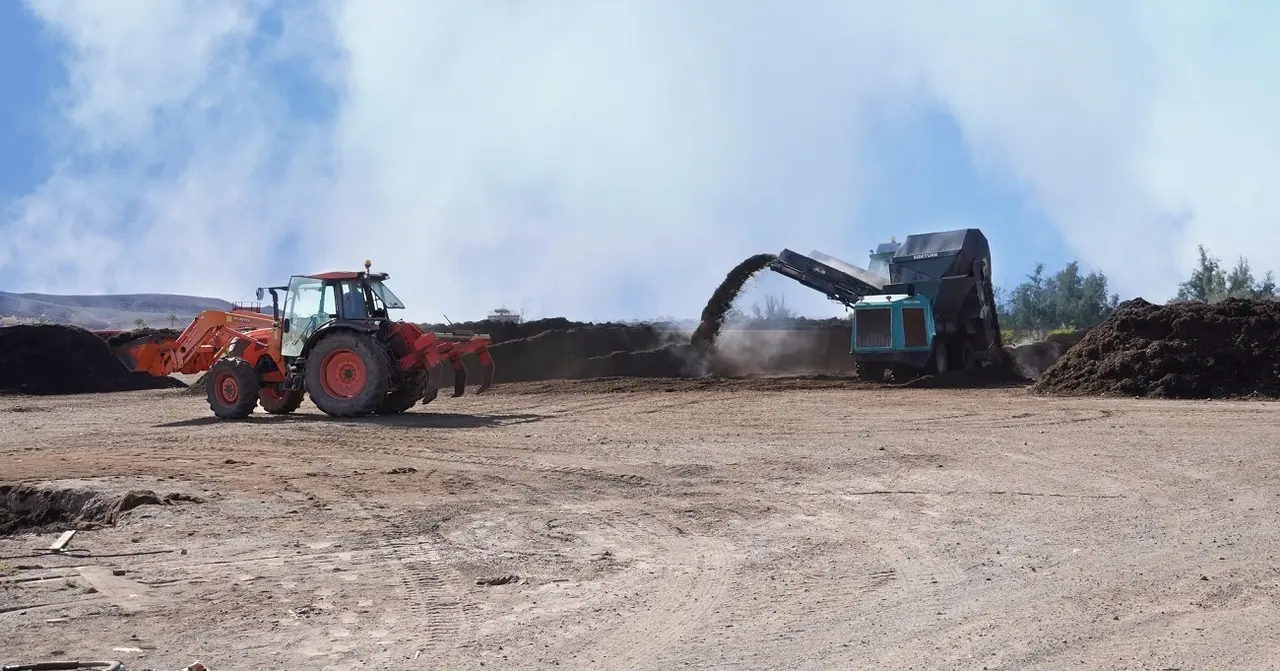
259;385;305;414
305;331;393;417
207;357;260;419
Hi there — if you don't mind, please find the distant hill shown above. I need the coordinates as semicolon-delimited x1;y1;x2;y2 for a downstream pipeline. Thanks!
0;291;233;329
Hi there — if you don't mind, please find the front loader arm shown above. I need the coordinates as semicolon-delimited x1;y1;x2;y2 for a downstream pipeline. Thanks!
112;309;277;376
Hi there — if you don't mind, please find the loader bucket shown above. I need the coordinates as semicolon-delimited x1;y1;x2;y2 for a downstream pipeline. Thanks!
108;334;178;376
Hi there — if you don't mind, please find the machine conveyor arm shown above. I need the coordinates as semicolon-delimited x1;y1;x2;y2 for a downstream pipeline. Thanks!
768;249;883;308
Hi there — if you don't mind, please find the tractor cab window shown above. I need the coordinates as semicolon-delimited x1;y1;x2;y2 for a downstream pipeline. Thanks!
338;281;369;319
368;280;404;310
281;276;332;357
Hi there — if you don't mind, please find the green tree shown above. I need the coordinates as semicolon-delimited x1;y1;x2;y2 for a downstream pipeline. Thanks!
1176;245;1228;302
1077;268;1120;326
1176;245;1276;302
134;317;147;329
998;260;1119;337
168;314;179;328
1257;271;1277;298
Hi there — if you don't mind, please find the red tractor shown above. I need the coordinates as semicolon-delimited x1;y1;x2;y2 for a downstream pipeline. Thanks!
112;262;494;419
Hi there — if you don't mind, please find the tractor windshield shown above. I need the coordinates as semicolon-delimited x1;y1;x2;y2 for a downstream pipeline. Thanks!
368;279;405;310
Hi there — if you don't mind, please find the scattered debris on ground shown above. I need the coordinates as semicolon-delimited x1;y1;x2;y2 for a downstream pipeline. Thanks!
0;324;186;395
1033;297;1280;398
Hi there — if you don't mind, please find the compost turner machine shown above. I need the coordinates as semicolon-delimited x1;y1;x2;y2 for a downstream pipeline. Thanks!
769;228;1007;381
109;262;495;419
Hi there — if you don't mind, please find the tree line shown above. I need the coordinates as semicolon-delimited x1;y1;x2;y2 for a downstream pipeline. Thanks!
997;244;1277;337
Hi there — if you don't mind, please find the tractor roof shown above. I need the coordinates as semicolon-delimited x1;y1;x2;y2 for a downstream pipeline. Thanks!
304;271;390;281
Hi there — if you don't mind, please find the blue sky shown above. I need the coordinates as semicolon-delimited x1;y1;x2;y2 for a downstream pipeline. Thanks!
1;2;1275;322
0;2;60;202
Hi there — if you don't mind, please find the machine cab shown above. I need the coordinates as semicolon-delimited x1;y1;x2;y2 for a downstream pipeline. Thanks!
275;264;407;358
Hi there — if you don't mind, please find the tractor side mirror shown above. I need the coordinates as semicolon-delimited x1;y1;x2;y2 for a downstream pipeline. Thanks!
256;287;265;301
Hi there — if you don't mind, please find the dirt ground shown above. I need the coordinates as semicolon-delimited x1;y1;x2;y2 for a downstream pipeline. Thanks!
2;380;1279;670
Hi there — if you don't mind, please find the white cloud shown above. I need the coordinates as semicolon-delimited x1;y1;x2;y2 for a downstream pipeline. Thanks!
4;0;1279;320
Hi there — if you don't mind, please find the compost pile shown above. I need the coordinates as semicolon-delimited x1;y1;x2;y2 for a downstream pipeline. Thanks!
0;324;186;395
104;327;182;348
421;317;632;344
1032;297;1280;399
438;254;787;384
484;325;666;381
546;252;780;380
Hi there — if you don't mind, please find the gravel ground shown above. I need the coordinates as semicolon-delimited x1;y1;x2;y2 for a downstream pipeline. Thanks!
2;380;1279;670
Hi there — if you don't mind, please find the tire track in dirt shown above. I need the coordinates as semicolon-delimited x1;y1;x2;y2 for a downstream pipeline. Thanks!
574;507;735;670
376;532;467;662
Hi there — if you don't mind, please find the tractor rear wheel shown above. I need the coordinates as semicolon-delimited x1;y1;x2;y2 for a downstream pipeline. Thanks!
259;385;305;414
207;357;260;419
304;330;393;417
375;369;427;415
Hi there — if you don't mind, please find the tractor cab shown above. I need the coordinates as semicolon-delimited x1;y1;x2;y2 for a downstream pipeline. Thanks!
257;261;408;359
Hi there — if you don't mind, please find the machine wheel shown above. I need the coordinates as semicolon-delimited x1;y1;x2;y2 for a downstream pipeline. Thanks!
931;337;949;375
304;330;393;417
259;385;305;414
375;369;427;415
855;362;887;382
960;340;977;370
207;357;260;419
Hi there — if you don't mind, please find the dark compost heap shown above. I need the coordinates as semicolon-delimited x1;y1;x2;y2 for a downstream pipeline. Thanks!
1032;297;1280;399
0;324;186;395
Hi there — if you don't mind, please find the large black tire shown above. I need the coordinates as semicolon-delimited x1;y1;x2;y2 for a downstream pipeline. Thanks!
931;337;950;375
959;340;977;370
375;369;427;415
207;357;260;419
259;385;305;414
304;330;393;417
